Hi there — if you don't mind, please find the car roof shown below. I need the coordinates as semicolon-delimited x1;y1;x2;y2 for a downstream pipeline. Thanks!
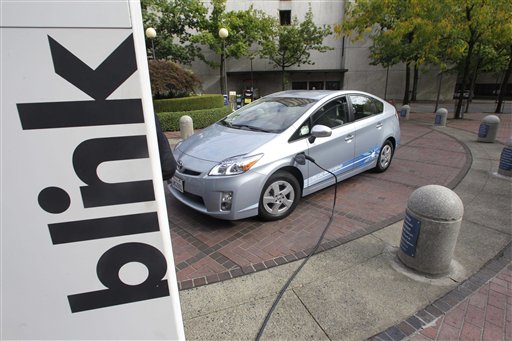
264;90;372;101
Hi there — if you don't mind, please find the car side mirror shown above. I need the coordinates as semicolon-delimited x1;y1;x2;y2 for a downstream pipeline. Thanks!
308;124;332;143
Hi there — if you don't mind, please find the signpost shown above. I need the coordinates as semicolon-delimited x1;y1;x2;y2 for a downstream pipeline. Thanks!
1;1;184;339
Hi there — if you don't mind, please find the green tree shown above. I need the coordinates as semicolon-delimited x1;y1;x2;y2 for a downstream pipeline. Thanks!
340;0;511;116
260;7;332;90
341;0;446;105
148;60;202;98
437;0;511;117
191;0;275;94
494;47;512;113
141;0;207;64
447;0;490;118
483;0;512;113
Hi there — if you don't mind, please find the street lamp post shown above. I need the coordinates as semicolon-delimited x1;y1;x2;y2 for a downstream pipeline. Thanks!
145;27;156;60
250;55;254;91
218;28;228;95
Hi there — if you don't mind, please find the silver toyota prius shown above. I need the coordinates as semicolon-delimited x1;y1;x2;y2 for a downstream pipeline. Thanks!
170;90;400;221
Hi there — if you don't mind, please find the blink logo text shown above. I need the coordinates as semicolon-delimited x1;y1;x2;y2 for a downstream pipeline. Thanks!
17;34;169;313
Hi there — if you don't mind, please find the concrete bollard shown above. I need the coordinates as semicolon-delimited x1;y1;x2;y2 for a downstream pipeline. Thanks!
498;138;512;177
398;185;464;276
434;108;448;127
399;105;410;120
477;115;500;143
179;115;194;140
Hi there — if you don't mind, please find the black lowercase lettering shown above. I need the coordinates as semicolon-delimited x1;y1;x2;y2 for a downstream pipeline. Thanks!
67;243;168;313
17;33;170;313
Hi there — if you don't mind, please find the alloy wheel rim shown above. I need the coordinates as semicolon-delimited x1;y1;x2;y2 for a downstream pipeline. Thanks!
262;180;295;215
380;145;392;168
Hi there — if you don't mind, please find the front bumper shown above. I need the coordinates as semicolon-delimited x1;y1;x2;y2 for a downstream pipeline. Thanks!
169;169;267;220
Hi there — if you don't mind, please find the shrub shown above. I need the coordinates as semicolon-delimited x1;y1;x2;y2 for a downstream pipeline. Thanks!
148;60;202;98
153;94;224;113
157;106;233;131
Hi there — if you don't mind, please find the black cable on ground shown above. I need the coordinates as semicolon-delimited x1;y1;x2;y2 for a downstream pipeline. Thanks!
255;157;338;341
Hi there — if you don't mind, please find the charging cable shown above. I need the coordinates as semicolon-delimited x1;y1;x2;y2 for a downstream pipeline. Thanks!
255;153;338;340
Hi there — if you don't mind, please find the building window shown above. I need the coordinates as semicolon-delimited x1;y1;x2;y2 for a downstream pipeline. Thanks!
280;10;291;25
326;81;340;90
309;81;323;90
292;81;307;90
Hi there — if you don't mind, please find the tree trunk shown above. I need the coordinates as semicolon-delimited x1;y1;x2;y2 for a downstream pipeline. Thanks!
434;72;444;113
281;54;286;91
412;64;419;101
281;65;286;91
455;40;475;119
384;66;389;100
495;47;512;113
466;45;482;113
403;62;411;105
456;7;477;119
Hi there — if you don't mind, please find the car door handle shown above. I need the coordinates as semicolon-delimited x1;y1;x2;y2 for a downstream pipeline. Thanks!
376;122;383;129
344;134;354;142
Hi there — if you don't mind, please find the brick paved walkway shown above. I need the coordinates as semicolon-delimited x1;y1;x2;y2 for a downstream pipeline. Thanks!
369;244;512;341
165;122;471;290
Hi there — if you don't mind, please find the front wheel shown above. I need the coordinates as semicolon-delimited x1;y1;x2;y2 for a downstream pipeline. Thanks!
258;171;300;221
374;140;394;173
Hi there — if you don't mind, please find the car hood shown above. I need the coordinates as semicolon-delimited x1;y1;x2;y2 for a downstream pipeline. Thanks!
175;123;277;162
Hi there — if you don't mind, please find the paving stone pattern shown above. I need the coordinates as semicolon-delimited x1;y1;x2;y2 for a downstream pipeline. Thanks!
369;244;512;341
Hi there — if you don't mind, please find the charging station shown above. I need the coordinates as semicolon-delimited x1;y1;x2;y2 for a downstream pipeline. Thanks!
1;1;184;339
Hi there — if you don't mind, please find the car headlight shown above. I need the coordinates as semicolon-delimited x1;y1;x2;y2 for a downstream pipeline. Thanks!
209;154;263;176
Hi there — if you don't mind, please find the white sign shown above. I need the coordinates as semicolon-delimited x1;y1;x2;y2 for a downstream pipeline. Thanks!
1;1;184;339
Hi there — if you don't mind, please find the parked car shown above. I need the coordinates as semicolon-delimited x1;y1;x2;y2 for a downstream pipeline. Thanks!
170;90;400;221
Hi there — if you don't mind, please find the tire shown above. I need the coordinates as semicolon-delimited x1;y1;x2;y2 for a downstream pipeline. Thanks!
258;171;300;221
374;140;394;173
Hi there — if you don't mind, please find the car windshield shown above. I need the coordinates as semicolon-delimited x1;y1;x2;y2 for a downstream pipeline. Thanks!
220;97;316;133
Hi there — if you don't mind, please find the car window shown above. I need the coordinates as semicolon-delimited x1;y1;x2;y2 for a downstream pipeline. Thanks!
312;98;348;129
220;97;316;133
349;95;383;121
289;96;349;142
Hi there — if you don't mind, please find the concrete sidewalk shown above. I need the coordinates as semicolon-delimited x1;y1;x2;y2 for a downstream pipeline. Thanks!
177;120;511;340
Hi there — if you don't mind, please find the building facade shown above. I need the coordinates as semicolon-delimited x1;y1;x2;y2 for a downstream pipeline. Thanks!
192;0;505;102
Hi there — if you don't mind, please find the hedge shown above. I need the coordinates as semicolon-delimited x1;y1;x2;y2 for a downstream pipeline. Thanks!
153;94;224;113
157;106;232;131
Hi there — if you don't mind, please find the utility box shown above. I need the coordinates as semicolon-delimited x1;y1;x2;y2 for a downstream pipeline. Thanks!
229;91;237;110
244;89;254;105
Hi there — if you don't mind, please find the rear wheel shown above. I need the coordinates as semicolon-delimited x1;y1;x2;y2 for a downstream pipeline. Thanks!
258;171;300;221
374;140;394;173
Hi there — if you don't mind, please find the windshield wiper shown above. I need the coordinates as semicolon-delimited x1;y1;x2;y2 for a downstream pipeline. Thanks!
219;120;232;127
230;124;274;133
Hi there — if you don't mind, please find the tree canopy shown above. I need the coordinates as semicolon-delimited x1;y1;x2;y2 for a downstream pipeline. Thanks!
189;0;275;93
340;0;512;115
141;0;206;64
259;7;332;90
148;60;202;98
191;0;275;64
